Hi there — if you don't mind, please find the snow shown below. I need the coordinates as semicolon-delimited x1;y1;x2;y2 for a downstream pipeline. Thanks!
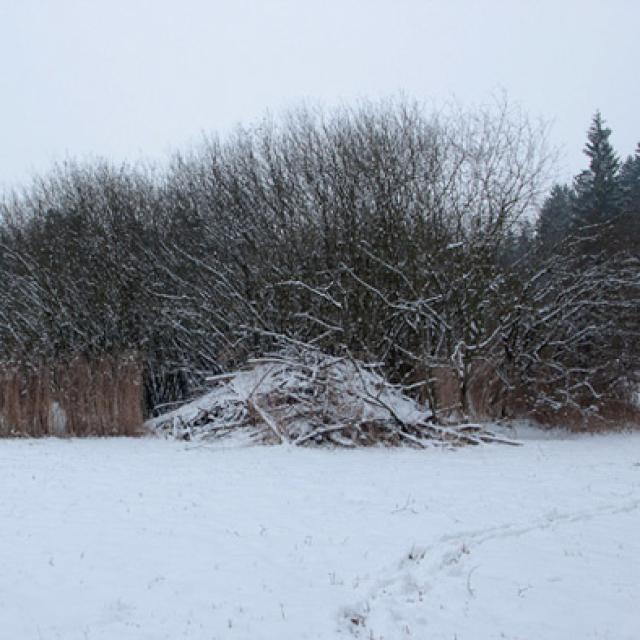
1;432;639;639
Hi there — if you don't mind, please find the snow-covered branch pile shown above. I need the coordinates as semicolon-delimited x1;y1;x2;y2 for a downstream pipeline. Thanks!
147;349;515;447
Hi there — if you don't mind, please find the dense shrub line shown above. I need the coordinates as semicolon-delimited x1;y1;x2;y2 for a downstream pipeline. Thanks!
1;99;638;426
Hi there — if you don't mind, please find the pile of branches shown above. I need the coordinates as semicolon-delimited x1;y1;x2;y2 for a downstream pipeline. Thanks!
147;348;517;447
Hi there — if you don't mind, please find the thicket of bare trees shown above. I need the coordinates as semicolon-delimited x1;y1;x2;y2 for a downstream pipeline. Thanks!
1;99;638;427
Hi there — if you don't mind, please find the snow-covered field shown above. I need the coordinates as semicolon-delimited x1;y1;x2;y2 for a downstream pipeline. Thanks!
1;430;638;639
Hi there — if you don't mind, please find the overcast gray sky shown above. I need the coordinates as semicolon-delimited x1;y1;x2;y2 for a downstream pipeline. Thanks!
1;0;638;190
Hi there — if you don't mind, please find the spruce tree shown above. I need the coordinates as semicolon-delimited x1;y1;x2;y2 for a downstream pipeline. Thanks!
620;143;640;213
619;142;640;248
572;111;621;229
536;183;573;252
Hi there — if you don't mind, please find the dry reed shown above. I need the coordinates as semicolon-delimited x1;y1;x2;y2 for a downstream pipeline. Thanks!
0;355;143;437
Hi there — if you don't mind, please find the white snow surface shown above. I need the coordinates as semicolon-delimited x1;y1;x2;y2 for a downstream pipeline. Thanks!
1;432;639;639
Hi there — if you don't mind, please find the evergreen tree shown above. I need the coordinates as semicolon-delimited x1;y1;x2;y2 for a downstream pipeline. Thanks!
536;183;573;252
619;143;640;250
499;219;535;267
572;111;621;229
620;143;640;213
